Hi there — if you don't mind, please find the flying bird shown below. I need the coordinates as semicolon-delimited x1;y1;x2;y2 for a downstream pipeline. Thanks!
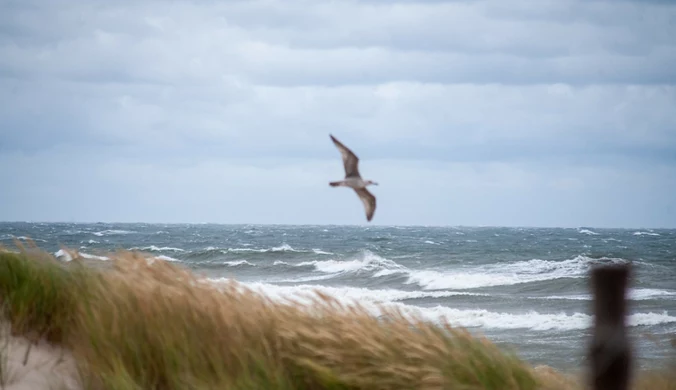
328;134;378;222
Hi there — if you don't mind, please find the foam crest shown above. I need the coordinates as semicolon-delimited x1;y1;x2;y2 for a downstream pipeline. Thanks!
79;252;110;261
578;229;599;235
12;236;48;242
406;255;624;290
93;229;136;236
226;244;300;253
213;281;676;332
297;250;405;275
132;245;185;252
223;260;255;267
633;231;660;236
542;289;676;301
215;281;488;307
154;254;180;262
54;250;109;261
54;249;72;262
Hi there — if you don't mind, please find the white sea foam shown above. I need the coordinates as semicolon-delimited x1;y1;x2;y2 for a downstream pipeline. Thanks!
54;249;109;261
155;254;180;262
210;281;488;306
633;231;660;236
296;250;406;276
225;243;300;253
93;229;136;236
12;236;48;242
54;249;73;262
578;229;599;235
86;239;99;244
312;248;334;255
79;252;110;261
209;280;676;331
132;245;185;252
405;255;624;290
287;251;624;291
223;260;255;267
424;240;439;245
542;289;676;301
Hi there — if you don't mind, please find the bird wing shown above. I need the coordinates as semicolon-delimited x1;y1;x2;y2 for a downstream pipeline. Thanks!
354;187;376;222
330;134;361;178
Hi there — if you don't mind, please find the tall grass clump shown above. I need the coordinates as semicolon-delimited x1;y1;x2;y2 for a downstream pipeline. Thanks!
69;251;539;389
0;243;86;345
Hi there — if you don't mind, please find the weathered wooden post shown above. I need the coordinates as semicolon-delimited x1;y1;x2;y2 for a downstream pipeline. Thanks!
588;263;632;390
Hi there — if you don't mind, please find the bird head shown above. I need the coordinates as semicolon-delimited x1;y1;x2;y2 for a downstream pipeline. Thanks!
366;180;379;186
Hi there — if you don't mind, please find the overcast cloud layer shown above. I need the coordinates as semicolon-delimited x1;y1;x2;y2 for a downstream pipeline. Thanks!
1;0;675;227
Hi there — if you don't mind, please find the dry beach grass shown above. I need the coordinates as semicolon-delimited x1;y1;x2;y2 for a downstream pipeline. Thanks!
0;241;674;389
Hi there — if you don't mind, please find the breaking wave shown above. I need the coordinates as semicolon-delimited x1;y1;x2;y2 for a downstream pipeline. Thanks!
404;256;628;290
286;252;630;291
209;280;676;332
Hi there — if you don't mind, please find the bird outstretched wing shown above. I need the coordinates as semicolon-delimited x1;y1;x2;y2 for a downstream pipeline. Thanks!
354;187;376;222
330;134;361;178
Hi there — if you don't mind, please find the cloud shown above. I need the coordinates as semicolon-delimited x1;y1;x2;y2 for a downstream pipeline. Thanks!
0;0;675;227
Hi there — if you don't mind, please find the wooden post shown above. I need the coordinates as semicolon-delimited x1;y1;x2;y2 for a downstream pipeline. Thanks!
588;263;632;390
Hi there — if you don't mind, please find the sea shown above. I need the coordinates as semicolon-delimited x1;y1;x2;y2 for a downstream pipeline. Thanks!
1;222;675;372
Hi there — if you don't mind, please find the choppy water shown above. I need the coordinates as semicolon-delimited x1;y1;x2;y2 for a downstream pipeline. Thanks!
2;222;675;371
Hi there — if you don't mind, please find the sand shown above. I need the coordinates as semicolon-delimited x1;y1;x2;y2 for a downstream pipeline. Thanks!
0;321;81;390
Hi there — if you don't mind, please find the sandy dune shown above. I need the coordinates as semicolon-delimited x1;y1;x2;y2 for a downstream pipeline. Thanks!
1;321;80;390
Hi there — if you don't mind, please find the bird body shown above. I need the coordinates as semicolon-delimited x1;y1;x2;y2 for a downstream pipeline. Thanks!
329;134;378;222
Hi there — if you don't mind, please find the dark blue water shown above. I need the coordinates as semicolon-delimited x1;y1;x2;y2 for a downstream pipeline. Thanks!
2;222;675;371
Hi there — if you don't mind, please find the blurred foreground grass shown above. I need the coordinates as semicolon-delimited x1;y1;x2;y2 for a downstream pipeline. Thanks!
0;241;674;389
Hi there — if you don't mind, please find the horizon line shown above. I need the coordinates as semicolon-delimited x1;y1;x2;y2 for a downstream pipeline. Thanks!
0;220;673;230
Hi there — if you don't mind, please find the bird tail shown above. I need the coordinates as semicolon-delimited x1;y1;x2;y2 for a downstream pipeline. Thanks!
329;181;345;187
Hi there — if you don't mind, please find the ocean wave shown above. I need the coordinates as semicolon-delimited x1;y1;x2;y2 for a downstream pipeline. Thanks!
541;288;676;301
223;244;307;253
578;229;599;235
2;235;48;242
633;231;660;236
223;260;255;267
182;244;323;261
79;252;110;261
210;280;676;332
296;250;406;276
405;255;627;290
210;281;489;305
131;245;185;252
54;249;109;261
54;249;73;262
154;254;180;262
93;229;136;237
282;251;629;291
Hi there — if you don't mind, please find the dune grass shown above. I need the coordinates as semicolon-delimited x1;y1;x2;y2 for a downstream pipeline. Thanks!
0;243;673;389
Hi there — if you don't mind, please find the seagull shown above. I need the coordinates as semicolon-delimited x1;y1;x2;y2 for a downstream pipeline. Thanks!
329;134;378;222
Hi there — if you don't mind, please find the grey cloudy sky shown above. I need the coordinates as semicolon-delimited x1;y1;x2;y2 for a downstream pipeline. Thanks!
1;0;675;227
